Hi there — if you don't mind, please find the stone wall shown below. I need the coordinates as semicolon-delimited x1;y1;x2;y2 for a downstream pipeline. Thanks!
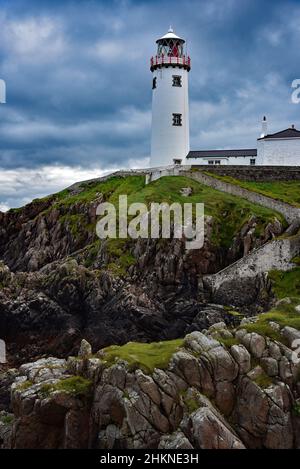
184;170;300;224
204;234;300;292
190;166;300;181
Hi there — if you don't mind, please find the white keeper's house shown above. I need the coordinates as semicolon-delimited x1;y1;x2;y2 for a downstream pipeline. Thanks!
187;118;300;166
149;28;300;167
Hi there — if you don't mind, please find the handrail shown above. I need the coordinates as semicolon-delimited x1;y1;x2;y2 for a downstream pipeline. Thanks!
150;55;191;70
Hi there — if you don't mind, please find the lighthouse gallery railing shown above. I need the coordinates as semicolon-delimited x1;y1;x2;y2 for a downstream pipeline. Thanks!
150;55;191;71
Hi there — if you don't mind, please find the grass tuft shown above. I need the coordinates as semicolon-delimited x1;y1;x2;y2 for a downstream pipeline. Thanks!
253;371;274;389
0;414;14;425
100;339;184;374
40;376;92;398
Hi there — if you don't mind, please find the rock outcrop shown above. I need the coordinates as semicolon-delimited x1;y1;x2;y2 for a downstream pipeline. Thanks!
0;174;287;363
1;323;299;449
0;173;298;449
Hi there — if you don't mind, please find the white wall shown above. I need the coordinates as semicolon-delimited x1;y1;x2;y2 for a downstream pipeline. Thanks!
150;67;190;167
187;156;256;166
257;138;300;165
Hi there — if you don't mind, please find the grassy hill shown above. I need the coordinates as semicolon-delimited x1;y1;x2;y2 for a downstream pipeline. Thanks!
203;173;300;208
11;174;284;274
34;174;286;245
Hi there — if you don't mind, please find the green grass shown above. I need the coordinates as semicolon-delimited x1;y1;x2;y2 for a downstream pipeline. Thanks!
5;174;289;277
100;338;184;374
83;241;101;268
292;256;300;266
203;173;300;208
242;322;283;342
40;174;285;250
253;371;274;389
216;336;240;348
226;310;243;317
106;239;136;276
241;268;300;339
103;175;284;249
253;308;300;331
293;403;300;417
184;398;200;414
16;380;34;392
0;414;14;425
59;213;92;239
40;376;92;398
180;389;206;414
268;268;300;300
55;174;285;273
55;176;145;209
8;189;70;213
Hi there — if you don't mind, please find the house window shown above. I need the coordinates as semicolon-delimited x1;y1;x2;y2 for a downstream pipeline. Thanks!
152;77;157;89
173;159;182;165
208;161;214;165
172;75;182;87
208;160;221;165
172;113;182;126
214;160;221;165
250;159;256;166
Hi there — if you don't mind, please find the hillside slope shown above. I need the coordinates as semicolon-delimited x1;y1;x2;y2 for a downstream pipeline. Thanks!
0;172;300;449
0;174;288;363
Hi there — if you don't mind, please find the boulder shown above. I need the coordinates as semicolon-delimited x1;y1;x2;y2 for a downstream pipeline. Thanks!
242;332;266;358
261;357;278;377
281;327;300;347
78;340;92;358
180;187;193;197
182;406;245;449
230;344;251;374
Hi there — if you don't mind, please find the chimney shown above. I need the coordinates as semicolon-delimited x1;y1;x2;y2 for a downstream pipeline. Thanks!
261;116;267;138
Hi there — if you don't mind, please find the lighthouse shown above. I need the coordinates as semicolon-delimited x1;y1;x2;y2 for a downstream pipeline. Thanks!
150;27;191;167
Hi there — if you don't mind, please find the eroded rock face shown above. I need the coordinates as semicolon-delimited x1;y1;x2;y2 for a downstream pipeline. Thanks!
181;405;245;449
0;180;283;365
1;324;299;449
0;177;295;449
0;256;269;365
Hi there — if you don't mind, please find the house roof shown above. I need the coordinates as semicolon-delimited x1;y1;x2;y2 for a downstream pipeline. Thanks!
258;127;300;140
187;149;257;159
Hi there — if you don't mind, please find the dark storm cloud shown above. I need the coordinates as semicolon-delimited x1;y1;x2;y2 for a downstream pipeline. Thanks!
0;0;300;208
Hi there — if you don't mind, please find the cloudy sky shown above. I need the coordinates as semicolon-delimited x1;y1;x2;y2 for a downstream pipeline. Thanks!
0;0;299;210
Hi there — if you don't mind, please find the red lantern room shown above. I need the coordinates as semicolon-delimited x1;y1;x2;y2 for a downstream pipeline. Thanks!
150;27;191;72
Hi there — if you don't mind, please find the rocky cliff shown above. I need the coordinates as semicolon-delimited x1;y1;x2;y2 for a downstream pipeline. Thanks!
0;174;288;364
0;172;299;449
1;321;300;449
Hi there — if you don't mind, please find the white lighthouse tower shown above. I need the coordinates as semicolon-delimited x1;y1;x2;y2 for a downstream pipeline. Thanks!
150;28;191;167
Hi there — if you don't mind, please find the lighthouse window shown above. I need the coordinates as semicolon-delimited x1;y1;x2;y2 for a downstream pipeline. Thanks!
172;113;182;126
172;75;182;87
152;77;157;89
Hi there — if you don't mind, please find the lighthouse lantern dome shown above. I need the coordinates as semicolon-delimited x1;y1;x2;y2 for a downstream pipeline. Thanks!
156;27;185;58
